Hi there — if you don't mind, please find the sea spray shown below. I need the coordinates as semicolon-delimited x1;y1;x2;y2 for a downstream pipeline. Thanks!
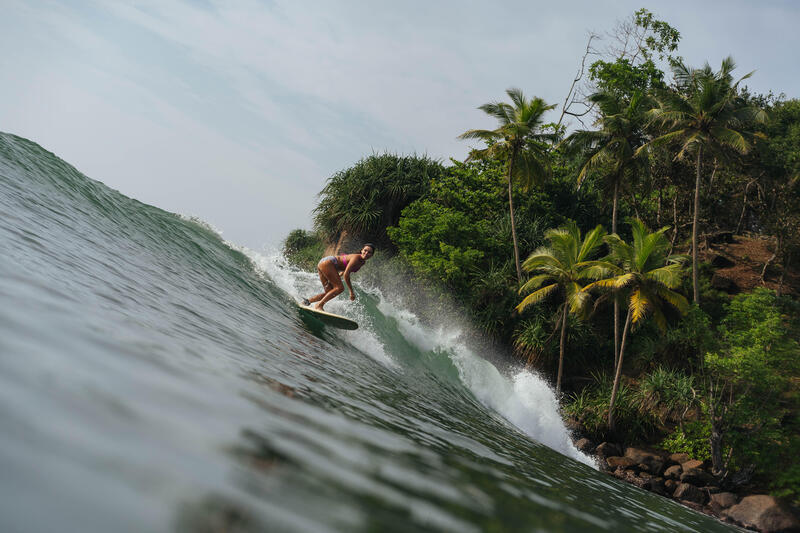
250;249;595;466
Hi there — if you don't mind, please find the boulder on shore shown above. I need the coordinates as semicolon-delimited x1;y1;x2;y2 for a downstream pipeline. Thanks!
595;442;622;458
681;467;714;486
664;465;682;480
669;452;690;465
673;483;707;505
625;447;666;475
607;456;636;470
722;495;800;533
574;438;594;454
681;459;704;471
709;492;738;513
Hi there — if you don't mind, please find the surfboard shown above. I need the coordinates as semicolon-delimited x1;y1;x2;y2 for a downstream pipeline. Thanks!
297;301;358;330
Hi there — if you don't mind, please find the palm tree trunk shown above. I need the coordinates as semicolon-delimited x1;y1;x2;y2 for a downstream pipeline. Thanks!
556;302;568;395
612;181;620;375
508;153;522;283
692;147;702;303
608;304;633;432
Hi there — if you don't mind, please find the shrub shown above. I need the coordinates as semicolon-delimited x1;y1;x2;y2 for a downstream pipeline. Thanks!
283;229;326;271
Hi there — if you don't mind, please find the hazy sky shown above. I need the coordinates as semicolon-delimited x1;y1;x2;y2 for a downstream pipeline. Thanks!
2;1;797;249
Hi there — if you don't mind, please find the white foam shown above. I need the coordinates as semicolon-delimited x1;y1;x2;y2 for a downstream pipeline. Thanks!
241;248;396;368
372;293;596;468
235;246;595;467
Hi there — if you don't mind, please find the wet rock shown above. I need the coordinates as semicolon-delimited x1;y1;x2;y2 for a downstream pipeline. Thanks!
681;467;714;486
664;465;682;480
612;467;647;488
625;447;666;475
595;442;622;458
664;479;678;495
574;438;594;454
649;477;668;497
722;495;800;533
607;456;636;470
669;452;690;465
709;492;738;513
681;459;704;471
674;483;707;505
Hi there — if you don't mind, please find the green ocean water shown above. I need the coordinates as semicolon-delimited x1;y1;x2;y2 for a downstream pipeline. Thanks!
0;132;736;532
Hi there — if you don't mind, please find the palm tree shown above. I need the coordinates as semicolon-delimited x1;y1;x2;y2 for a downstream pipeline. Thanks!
516;221;606;394
459;89;556;282
561;89;653;375
642;57;765;303
583;219;689;431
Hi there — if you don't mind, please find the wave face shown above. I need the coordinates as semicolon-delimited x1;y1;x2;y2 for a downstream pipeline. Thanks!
0;132;734;532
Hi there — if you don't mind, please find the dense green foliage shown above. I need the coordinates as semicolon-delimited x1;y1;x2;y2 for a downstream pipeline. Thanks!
283;229;326;271
284;8;800;503
313;153;445;249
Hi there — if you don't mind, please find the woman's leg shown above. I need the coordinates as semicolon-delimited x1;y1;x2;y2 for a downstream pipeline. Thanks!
308;270;333;303
313;260;343;310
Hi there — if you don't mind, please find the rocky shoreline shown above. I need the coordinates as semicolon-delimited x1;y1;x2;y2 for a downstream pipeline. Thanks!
573;439;800;532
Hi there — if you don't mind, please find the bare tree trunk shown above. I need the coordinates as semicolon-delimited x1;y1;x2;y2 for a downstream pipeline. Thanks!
657;184;663;226
761;235;780;284
735;180;755;235
777;252;789;298
692;147;703;303
508;154;522;283
669;191;678;257
609;305;633;432
556;302;569;395
612;181;620;375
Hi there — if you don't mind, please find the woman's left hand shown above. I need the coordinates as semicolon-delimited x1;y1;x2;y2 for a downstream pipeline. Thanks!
349;292;355;301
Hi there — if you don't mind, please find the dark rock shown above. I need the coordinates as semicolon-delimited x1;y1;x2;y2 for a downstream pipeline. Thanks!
664;479;678;495
649;477;668;497
595;442;622;458
625;447;666;475
674;483;707;505
681;501;706;512
664;465;682;480
711;254;736;268
722;495;800;533
607;456;636;470
564;417;587;436
574;438;594;454
612;467;648;488
681;467;714;486
711;274;740;294
709;492;738;513
669;452;690;465
704;486;721;495
681;459;704;471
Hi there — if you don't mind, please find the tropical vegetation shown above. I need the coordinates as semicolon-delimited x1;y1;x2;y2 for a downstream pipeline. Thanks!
286;9;800;504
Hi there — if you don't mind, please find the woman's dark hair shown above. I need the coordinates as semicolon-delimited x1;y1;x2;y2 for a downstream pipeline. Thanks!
363;243;376;251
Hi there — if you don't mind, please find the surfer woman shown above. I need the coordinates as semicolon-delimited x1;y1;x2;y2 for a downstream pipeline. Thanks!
304;244;375;311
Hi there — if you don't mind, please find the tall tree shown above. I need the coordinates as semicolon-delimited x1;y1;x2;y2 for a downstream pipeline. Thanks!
459;89;555;282
583;219;688;431
516;221;606;394
562;89;653;373
642;57;765;303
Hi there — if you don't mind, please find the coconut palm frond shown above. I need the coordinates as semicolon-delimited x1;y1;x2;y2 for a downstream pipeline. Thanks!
516;283;559;313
